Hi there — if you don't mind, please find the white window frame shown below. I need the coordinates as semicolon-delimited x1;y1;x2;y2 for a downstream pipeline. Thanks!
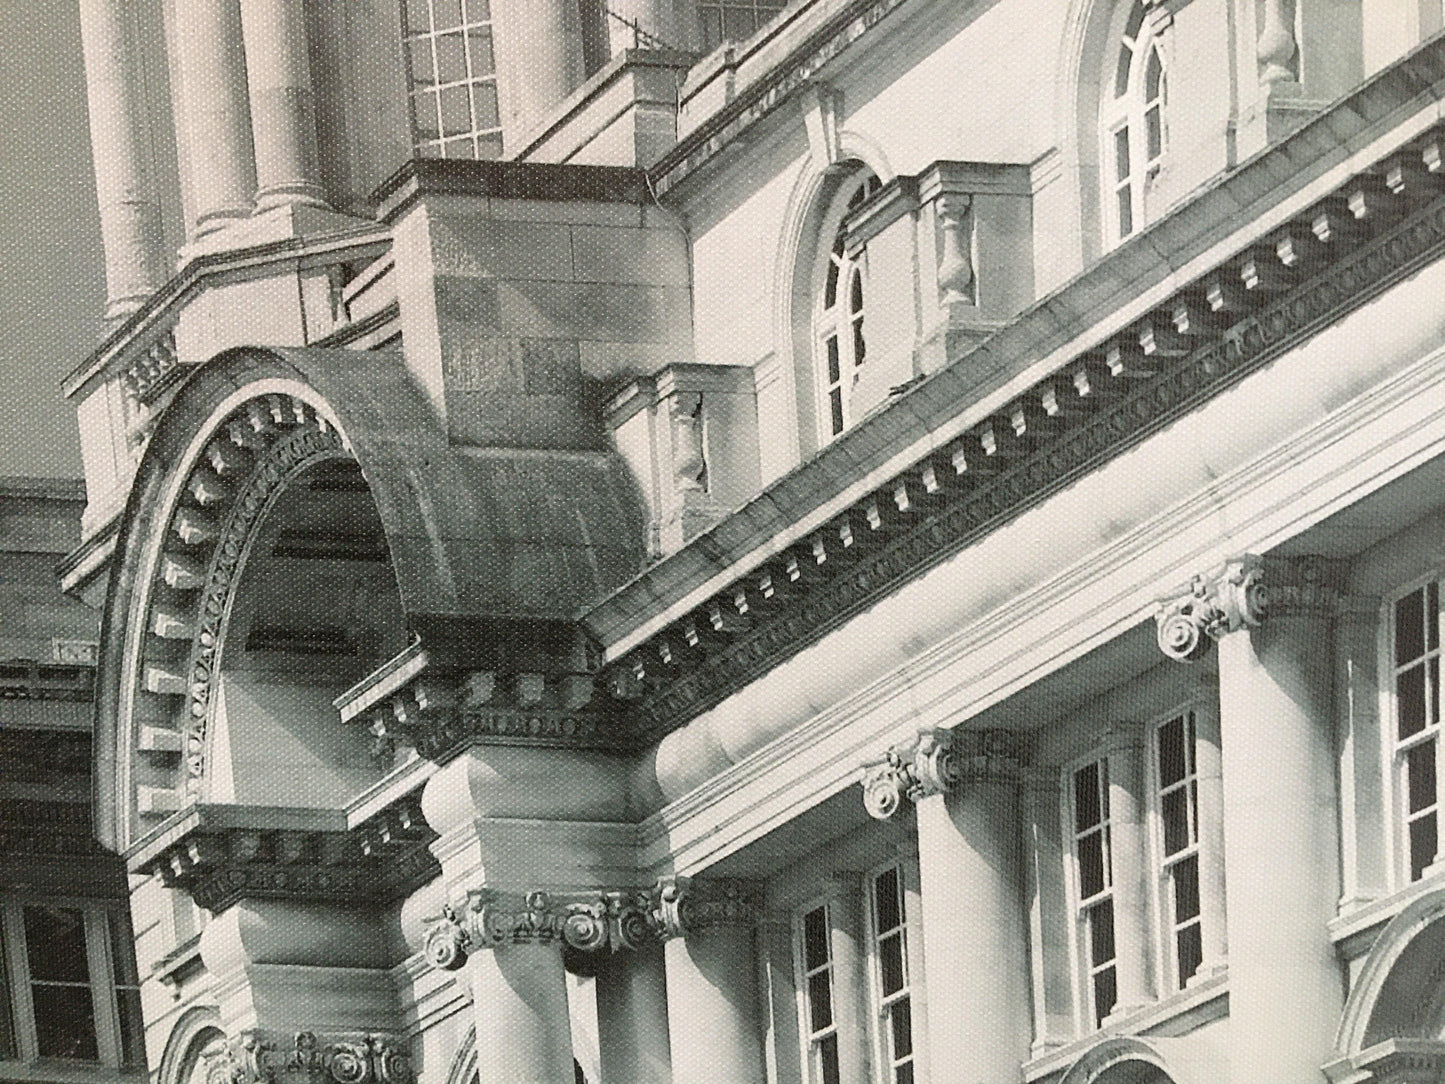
0;896;142;1069
1145;705;1205;994
864;860;916;1084
1100;0;1168;245
793;896;841;1084
1062;752;1118;1032
1383;572;1444;887
401;0;503;160
813;171;881;445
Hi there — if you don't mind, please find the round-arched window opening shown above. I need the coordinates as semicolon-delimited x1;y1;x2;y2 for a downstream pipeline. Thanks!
813;168;882;441
1101;0;1167;243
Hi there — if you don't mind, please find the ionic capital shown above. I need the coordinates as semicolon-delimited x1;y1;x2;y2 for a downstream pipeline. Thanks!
422;887;656;971
1156;554;1346;661
204;1031;413;1084
649;876;764;940
860;727;1026;820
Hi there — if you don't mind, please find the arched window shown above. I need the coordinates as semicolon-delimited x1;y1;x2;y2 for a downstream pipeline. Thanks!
1101;0;1166;242
814;169;881;441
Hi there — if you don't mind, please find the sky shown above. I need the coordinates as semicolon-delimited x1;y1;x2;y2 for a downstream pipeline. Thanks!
0;2;108;480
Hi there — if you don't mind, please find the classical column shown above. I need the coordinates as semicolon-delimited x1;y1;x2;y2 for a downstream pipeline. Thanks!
488;0;588;149
1100;724;1155;1018
1023;770;1073;1053
595;944;672;1084
1157;554;1345;1083
238;0;329;212
470;945;574;1084
172;0;256;235
1336;598;1388;909
895;729;1031;1084
653;877;766;1084
76;0;168;318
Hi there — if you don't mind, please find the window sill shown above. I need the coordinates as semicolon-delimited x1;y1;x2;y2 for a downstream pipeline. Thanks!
1021;970;1229;1082
1329;867;1445;962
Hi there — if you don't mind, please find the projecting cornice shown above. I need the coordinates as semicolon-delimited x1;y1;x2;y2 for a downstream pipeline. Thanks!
584;50;1445;747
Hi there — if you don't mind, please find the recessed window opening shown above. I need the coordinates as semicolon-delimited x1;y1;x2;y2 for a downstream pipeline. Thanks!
1152;711;1203;989
1102;0;1167;242
816;171;882;441
797;902;841;1084
869;864;915;1084
403;0;503;159
1071;758;1118;1028
1390;578;1442;883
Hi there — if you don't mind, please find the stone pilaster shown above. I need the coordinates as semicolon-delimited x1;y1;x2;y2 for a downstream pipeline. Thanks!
914;733;1031;1083
238;0;328;213
1100;724;1155;1018
171;0;256;235
653;878;766;1084
1158;554;1345;1082
76;0;168;318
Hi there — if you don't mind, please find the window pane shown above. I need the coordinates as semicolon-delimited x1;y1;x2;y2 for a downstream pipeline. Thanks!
440;84;472;136
1114;127;1131;184
1399;662;1430;739
1430;582;1440;652
1078;829;1106;898
1172;853;1200;921
896;1064;915;1084
413;93;441;141
465;0;490;23
724;6;754;40
444;136;476;159
852;314;866;366
824;247;842;309
879;933;906;996
803;906;829;971
1161;787;1190;856
468;26;495;77
890;997;913;1058
829;388;844;437
31;984;99;1061
1093;966;1118;1026
1074;763;1102;831
1158;715;1186;786
1398;589;1426;664
1088;899;1115;966
1410;813;1438;881
1145;47;1163;100
1117;186;1133;238
1114;45;1131;99
808;971;833;1032
819;1034;840;1084
1177;922;1203;987
24;907;90;983
1146;106;1162;162
471;82;499;131
436;32;467;83
433;0;463;29
874;867;901;932
1408;739;1438;814
407;38;435;86
403;0;431;34
477;133;504;160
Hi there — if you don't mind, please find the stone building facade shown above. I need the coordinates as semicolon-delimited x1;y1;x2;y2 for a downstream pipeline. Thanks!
39;0;1445;1082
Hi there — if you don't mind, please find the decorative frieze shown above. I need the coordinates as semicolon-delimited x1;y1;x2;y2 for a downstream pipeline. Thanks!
1156;554;1346;661
205;1030;413;1084
423;877;763;970
860;728;1027;819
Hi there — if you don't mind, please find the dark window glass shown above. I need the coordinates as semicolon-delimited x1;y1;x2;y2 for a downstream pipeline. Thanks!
896;1065;915;1084
808;971;833;1032
24;908;89;984
467;26;495;77
471;83;499;131
477;134;503;160
413;94;441;141
1399;662;1429;739
440;85;471;136
403;0;431;34
829;388;844;436
875;867;902;932
1117;188;1133;239
879;934;906;996
465;0;490;23
1161;787;1190;856
436;33;467;83
824;240;842;308
1074;763;1103;832
407;39;435;86
1114;46;1131;98
1145;47;1162;100
433;0;463;29
1173;854;1200;920
1398;589;1426;665
819;1034;840;1084
1430;583;1440;652
1158;715;1186;786
31;985;98;1061
825;336;841;385
852;315;866;367
1114;127;1131;184
890;998;912;1058
1411;814;1438;881
724;7;753;40
1408;741;1437;814
1088;899;1115;966
1078;829;1106;898
1177;923;1203;987
803;906;829;971
1092;966;1118;1026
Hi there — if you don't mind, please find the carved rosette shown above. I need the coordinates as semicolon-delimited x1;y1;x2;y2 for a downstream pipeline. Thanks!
1156;554;1344;662
204;1031;413;1084
860;728;964;819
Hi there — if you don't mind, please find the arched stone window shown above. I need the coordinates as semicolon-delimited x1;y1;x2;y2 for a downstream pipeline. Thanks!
1100;0;1167;243
813;167;882;442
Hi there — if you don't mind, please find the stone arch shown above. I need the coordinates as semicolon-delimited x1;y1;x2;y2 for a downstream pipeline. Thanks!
1335;887;1445;1057
155;1006;224;1084
1058;1036;1182;1084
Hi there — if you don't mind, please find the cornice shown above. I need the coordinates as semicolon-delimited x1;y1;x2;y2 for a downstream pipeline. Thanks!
593;113;1445;746
372;158;650;225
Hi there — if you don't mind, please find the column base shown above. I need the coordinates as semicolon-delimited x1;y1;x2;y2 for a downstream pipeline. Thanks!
254;182;331;214
181;204;371;261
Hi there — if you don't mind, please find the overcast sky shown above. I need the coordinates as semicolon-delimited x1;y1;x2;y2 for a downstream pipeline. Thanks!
0;1;107;480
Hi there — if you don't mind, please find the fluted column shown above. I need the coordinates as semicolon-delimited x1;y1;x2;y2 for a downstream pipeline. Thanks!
77;0;168;318
488;0;587;149
238;0;328;212
906;729;1032;1084
1158;554;1345;1083
172;0;256;235
654;878;766;1084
